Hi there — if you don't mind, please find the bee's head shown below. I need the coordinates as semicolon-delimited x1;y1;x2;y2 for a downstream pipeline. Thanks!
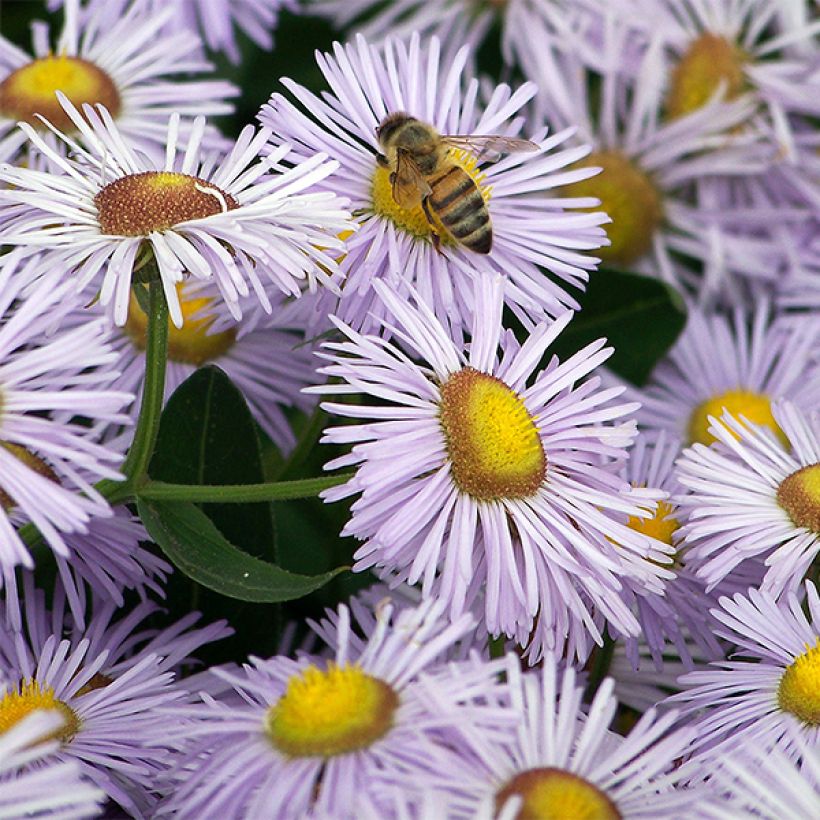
376;112;414;147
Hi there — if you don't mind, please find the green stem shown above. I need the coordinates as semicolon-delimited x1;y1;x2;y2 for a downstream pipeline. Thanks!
136;473;353;503
121;277;169;484
583;633;616;702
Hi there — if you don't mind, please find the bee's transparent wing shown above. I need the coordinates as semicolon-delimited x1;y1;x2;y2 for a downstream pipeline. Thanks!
391;148;431;208
440;135;539;161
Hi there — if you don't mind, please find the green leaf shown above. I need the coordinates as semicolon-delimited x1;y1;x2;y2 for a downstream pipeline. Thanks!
549;269;686;385
148;366;275;559
137;499;346;602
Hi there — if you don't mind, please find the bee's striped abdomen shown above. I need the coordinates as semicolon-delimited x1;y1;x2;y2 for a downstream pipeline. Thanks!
429;166;492;254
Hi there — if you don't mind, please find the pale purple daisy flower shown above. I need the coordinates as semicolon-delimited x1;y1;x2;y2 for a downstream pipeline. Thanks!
615;432;725;670
0;96;352;328
260;33;609;333
311;273;675;663
304;0;592;68
62;280;321;454
0;250;131;574
517;12;776;298
699;733;820;820
0;587;231;817
0;710;105;818
598;0;820;136
675;401;820;595
159;600;513;818
609;301;820;448
0;0;236;166
670;581;820;762
413;652;704;818
50;0;298;64
3;509;169;635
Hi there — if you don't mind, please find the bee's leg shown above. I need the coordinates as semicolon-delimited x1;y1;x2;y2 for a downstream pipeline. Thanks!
376;153;390;168
421;197;446;256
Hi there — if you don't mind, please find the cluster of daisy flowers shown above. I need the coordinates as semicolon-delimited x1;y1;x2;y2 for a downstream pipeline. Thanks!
0;0;817;815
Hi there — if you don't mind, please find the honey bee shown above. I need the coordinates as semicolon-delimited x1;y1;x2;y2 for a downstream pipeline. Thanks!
375;112;538;254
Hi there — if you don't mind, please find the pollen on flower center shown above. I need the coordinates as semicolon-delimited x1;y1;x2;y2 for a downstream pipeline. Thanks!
0;442;59;510
688;389;786;447
777;638;820;725
0;55;121;131
124;285;236;364
265;663;399;758
0;680;80;744
666;33;747;119
439;367;546;502
626;500;679;545
776;464;820;533
94;171;239;237
561;151;662;267
371;149;490;243
495;767;622;820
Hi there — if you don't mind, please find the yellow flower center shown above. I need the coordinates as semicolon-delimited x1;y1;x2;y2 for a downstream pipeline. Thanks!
124;284;236;364
778;638;820;725
0;680;80;745
495;767;622;820
777;464;820;533
94;171;239;237
666;34;747;119
370;149;490;244
687;389;786;447
626;500;679;545
0;443;58;510
265;663;399;758
0;55;121;131
439;367;546;502
561;151;662;267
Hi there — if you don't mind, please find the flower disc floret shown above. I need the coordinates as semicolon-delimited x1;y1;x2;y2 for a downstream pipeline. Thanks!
666;33;747;119
0;680;80;744
688;389;784;446
95;171;239;236
266;662;398;758
0;55;120;130
495;767;622;820
439;367;546;501
777;639;820;726
625;500;678;546
561;151;662;267
777;465;820;534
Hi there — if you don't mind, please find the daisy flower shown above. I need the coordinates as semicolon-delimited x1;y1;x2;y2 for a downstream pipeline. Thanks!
615;432;725;670
670;581;820;761
159;600;514;818
700;732;820;820
260;33;609;333
5;509;169;634
304;0;591;68
0;250;131;575
0;97;353;328
51;0;297;64
517;11;775;298
63;280;321;453
675;401;820;595
610;301;820;448
311;273;675;662
0;710;105;818
413;652;704;818
601;0;820;133
0;0;236;165
0;584;231;816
